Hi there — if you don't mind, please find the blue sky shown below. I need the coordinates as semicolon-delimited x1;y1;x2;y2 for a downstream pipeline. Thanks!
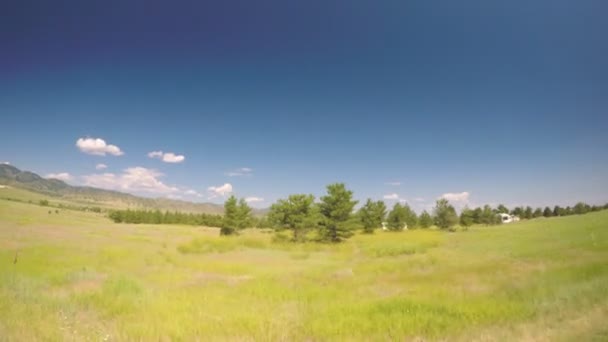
1;0;607;211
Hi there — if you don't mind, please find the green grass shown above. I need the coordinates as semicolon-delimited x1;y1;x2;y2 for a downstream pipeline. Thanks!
1;196;607;341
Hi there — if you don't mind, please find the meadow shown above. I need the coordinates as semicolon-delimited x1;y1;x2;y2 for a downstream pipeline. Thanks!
1;193;607;341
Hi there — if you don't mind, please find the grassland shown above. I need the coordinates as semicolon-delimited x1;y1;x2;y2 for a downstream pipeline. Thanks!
1;192;607;341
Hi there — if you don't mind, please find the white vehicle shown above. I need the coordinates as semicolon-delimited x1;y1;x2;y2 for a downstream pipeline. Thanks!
499;213;519;223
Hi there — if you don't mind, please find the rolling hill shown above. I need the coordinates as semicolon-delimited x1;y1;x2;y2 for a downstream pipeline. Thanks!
0;164;227;214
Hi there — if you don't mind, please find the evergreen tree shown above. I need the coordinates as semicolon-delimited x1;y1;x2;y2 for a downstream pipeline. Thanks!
386;203;407;231
543;206;553;217
318;183;358;242
523;206;533;219
460;206;475;227
268;194;318;241
533;208;543;218
574;202;589;215
496;204;509;214
220;198;253;232
358;199;386;234
418;210;433;228
433;199;458;230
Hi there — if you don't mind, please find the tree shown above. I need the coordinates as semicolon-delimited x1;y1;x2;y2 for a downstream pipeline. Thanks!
221;196;252;235
533;208;543;218
318;183;358;242
268;194;318;242
511;206;523;218
553;205;563;217
358;199;386;234
434;199;458;230
403;203;418;229
523;206;533;219
472;207;483;224
418;210;433;228
496;204;509;214
460;206;475;227
543;207;553;217
480;205;499;225
574;202;589;215
386;203;407;231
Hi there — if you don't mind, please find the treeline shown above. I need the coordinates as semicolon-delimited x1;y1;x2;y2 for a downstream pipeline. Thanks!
108;209;224;227
107;182;608;244
509;202;604;219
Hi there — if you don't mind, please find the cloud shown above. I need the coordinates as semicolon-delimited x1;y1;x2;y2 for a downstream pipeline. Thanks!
207;183;233;198
1;161;9;165
245;196;264;203
95;163;108;170
45;172;72;181
225;167;253;177
76;138;123;156
82;167;179;194
148;151;185;163
414;197;425;202
383;193;400;200
184;189;204;198
440;191;470;202
385;181;401;186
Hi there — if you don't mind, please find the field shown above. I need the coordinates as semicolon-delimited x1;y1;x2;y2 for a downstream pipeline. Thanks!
1;193;607;341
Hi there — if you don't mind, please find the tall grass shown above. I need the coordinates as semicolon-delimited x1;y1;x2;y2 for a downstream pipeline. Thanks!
1;198;607;340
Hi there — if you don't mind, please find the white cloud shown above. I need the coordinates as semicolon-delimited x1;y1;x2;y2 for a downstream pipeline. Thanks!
45;172;72;181
148;151;185;163
414;197;425;202
383;193;400;200
76;138;123;156
226;167;253;177
184;189;204;198
207;183;233;198
82;167;178;194
1;161;9;165
245;196;264;203
440;191;470;203
385;181;401;186
95;163;108;170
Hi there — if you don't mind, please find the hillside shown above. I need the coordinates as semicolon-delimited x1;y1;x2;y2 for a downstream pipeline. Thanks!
0;164;225;214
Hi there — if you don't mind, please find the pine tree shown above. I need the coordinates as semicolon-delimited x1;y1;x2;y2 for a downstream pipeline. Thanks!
418;210;433;228
358;199;386;234
318;183;358;242
434;199;458;230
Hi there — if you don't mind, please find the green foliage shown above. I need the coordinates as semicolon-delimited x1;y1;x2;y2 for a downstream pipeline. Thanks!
108;209;223;227
459;206;475;227
418;210;433;228
533;208;543;218
524;206;533;219
358;199;387;234
386;203;407;231
268;194;318;242
433;199;458;230
543;207;553;217
318;183;358;242
480;205;500;225
496;204;509;214
39;199;49;206
574;202;590;215
221;196;253;235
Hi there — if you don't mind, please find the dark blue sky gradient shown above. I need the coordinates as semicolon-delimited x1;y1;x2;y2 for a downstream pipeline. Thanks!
1;0;607;209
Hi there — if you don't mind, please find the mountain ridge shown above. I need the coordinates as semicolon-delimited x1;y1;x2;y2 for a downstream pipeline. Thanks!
0;164;229;214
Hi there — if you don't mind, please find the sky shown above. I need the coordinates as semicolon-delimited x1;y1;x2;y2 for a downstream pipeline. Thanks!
1;0;607;211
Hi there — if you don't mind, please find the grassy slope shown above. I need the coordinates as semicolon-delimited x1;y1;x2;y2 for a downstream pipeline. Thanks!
0;198;607;341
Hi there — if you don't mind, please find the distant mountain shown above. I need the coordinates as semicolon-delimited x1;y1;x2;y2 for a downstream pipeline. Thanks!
0;164;227;214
